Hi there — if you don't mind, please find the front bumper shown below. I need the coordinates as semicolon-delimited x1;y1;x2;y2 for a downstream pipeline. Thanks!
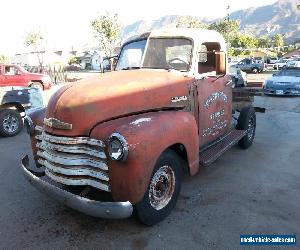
21;155;133;219
264;88;300;96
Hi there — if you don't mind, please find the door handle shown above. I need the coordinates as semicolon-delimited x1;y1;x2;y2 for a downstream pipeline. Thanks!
226;80;232;86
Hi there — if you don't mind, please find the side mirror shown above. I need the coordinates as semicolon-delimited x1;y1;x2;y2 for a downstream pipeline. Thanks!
101;56;118;73
215;51;226;75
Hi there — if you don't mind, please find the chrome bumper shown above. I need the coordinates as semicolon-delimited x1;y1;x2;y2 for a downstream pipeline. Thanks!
21;156;133;219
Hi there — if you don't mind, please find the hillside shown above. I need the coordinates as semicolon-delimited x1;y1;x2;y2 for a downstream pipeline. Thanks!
122;0;300;42
230;0;300;42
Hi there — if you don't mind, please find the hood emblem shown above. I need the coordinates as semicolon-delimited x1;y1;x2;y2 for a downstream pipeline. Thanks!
44;118;72;130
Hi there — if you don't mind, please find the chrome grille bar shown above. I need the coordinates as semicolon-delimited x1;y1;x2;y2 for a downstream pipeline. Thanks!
37;150;108;171
45;169;110;192
38;159;109;182
35;130;110;192
37;141;106;159
36;132;105;147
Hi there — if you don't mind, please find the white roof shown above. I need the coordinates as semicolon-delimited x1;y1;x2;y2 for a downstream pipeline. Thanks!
126;28;226;51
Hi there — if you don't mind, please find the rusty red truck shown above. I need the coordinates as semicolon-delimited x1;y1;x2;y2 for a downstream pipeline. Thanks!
21;28;262;225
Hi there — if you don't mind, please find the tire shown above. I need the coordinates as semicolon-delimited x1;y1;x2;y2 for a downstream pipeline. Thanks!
252;67;259;74
236;106;256;149
135;150;183;226
30;81;44;91
0;109;23;137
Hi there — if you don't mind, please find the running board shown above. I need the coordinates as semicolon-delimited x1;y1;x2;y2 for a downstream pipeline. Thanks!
199;129;247;167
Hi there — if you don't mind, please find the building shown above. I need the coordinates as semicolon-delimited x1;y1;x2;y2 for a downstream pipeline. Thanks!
79;50;105;70
11;50;77;67
283;48;300;58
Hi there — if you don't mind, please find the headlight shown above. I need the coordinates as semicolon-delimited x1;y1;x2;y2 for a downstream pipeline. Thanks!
108;133;128;161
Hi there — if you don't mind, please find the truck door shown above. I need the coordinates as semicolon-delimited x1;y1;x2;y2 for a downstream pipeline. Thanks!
196;44;232;147
2;65;23;87
0;65;3;86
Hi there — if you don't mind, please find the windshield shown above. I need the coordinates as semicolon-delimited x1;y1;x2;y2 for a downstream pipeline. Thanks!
276;69;300;77
116;38;193;72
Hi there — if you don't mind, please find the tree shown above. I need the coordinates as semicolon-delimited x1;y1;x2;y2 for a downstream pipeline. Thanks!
257;36;270;48
68;56;81;65
24;30;45;67
176;16;208;29
0;55;8;63
272;33;284;48
230;33;258;56
208;19;240;45
91;12;122;57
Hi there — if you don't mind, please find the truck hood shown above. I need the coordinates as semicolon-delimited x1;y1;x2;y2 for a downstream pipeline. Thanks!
45;69;194;136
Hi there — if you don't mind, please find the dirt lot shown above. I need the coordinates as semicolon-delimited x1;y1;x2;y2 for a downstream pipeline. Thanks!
0;93;299;249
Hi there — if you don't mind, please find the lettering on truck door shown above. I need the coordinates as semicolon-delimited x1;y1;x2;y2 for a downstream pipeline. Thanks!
196;43;232;147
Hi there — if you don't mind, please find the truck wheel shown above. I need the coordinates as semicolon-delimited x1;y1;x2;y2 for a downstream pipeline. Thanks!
252;68;259;74
30;82;44;91
236;106;256;149
0;109;23;137
135;150;183;226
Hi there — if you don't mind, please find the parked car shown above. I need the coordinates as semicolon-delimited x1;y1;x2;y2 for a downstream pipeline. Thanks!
266;57;278;64
228;57;241;66
286;58;300;68
263;67;300;96
0;87;43;137
235;58;265;73
0;64;52;90
229;66;247;87
273;58;292;70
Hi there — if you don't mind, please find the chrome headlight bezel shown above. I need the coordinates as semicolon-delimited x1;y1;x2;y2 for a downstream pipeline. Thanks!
108;133;128;162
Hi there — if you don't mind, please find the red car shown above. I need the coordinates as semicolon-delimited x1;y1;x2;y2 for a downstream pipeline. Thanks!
0;64;52;90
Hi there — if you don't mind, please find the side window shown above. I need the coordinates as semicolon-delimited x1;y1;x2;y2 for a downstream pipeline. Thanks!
198;42;221;74
5;66;18;75
245;59;251;65
198;45;207;63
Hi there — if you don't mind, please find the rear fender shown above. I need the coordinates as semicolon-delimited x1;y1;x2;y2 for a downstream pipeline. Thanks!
90;111;199;204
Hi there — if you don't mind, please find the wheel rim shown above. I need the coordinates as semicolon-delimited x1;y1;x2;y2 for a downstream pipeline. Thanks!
247;116;255;140
149;165;175;210
3;114;19;133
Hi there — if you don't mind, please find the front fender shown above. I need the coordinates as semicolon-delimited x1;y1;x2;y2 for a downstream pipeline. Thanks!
25;107;46;161
90;111;199;204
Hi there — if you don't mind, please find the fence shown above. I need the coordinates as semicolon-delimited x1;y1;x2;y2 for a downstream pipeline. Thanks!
25;65;67;84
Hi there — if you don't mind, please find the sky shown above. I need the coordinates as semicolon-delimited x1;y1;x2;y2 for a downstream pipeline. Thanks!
0;0;278;56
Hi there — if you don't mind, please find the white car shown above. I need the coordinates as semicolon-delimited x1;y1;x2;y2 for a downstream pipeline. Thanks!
286;58;300;68
264;67;300;96
273;58;292;70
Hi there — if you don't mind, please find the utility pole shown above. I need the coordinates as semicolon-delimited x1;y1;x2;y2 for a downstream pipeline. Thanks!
226;5;231;50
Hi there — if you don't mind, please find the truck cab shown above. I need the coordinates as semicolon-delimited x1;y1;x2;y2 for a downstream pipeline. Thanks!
0;64;52;90
21;28;258;225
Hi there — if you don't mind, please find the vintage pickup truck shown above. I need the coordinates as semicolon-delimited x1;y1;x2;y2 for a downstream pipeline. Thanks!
21;28;262;225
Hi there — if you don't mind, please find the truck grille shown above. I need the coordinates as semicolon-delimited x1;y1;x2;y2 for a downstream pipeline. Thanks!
35;126;110;192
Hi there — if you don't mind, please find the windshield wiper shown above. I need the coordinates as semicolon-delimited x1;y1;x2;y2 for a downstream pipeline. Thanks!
120;66;141;70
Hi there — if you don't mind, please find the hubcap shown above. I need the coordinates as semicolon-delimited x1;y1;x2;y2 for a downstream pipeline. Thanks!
149;165;175;210
3;114;19;133
247;116;255;140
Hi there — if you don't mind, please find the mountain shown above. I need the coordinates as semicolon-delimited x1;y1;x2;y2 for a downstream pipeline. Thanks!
122;0;300;42
229;0;300;42
121;15;212;41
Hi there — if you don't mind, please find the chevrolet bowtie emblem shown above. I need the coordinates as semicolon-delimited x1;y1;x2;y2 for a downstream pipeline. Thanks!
44;117;72;130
